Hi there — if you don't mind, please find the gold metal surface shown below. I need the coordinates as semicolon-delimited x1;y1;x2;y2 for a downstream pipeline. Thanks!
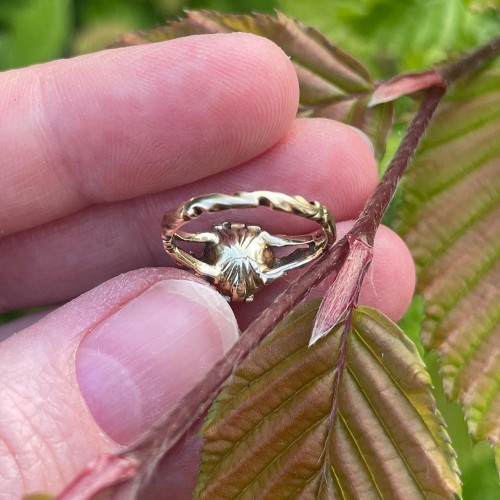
161;191;335;302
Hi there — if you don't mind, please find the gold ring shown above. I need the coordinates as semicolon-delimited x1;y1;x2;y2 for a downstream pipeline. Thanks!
161;191;335;302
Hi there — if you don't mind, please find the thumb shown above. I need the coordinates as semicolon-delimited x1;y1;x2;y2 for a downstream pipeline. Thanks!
0;268;238;497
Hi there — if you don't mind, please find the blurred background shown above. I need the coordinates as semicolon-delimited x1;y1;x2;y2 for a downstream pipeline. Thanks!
0;0;499;498
1;0;499;75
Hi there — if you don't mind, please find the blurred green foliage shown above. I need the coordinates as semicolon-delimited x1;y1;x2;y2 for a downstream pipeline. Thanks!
280;0;500;77
1;0;498;75
0;0;71;70
0;0;499;497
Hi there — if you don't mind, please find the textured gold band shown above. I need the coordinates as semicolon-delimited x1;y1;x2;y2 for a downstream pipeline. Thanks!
161;191;335;302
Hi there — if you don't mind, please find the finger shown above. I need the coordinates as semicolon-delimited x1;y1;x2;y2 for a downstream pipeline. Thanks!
0;307;54;342
0;33;298;236
0;268;238;497
232;222;416;329
0;118;377;312
357;225;416;320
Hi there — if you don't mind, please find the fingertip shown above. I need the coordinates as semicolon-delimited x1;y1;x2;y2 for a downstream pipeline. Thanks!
359;225;416;321
278;119;379;220
76;276;239;444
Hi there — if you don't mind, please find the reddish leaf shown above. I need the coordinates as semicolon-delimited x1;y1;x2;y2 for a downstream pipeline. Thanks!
311;235;372;344
196;302;460;498
369;70;446;106
396;67;500;471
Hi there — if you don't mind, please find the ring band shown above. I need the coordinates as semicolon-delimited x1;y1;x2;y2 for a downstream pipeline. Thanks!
161;191;335;302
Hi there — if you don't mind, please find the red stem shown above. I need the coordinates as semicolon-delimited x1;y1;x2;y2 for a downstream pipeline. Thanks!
350;87;445;245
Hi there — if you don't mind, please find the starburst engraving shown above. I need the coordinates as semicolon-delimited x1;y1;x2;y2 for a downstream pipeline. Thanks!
202;223;276;302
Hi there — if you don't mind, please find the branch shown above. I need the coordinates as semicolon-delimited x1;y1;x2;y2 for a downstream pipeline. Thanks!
350;87;445;244
122;239;352;493
439;36;500;84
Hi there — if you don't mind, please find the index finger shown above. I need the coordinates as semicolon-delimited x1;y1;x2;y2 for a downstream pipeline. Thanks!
0;34;298;236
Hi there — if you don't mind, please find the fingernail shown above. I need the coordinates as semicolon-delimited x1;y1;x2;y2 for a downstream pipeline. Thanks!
76;279;238;444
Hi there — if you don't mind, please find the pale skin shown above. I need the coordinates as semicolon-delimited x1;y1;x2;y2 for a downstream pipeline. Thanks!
0;34;415;497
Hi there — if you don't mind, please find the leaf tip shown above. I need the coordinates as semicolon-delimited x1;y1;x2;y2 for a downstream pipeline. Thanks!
367;93;385;107
310;306;349;346
308;324;329;347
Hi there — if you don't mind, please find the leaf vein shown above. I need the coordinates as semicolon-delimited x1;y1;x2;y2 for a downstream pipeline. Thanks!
338;411;384;499
207;364;338;491
447;308;500;394
415;191;500;274
345;365;426;496
404;147;500;224
214;309;318;415
233;418;327;499
420;104;500;151
424;246;500;330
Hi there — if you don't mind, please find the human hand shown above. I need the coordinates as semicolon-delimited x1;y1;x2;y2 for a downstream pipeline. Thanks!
0;34;415;498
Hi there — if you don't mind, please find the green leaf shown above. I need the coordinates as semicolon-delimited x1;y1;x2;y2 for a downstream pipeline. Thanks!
279;0;500;77
0;0;72;70
188;0;276;13
396;66;500;472
117;10;393;159
196;301;460;498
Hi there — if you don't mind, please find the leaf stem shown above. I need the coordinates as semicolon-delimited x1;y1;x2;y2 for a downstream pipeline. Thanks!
439;36;500;84
350;87;445;245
